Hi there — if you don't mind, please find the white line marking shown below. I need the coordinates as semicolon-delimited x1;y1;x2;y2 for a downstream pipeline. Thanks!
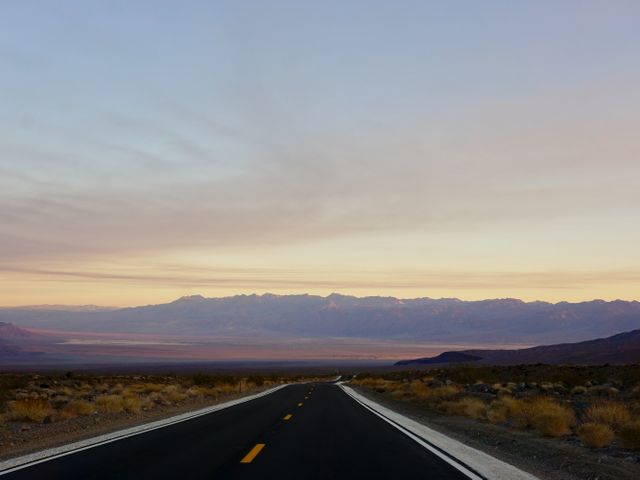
0;384;288;476
339;384;539;480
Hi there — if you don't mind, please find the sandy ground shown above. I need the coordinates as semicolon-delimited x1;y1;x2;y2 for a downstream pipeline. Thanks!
352;386;640;480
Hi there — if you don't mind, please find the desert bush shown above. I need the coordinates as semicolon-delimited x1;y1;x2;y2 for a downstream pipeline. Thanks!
486;399;510;423
409;380;431;399
122;396;141;414
578;423;614;448
571;386;587;395
527;398;576;437
619;420;640;450
64;400;94;417
162;386;187;404
96;395;124;413
441;397;486;419
430;385;461;401
584;402;630;430
142;383;163;393
10;397;52;422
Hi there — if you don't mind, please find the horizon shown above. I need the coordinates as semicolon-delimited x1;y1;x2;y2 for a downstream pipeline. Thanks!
1;291;639;309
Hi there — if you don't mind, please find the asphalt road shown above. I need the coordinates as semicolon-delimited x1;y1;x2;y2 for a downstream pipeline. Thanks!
2;383;472;479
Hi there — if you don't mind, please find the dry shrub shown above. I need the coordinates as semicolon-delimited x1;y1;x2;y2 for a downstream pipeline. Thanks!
486;399;510;423
10;397;52;423
430;385;461;401
585;402;631;430
526;398;575;437
216;383;238;395
96;395;124;413
442;397;486;419
64;400;94;417
571;386;587;395
162;386;187;403
409;380;431;400
143;383;163;393
496;396;527;426
122;396;141;414
578;423;614;448
186;386;203;398
199;387;219;399
619;421;640;450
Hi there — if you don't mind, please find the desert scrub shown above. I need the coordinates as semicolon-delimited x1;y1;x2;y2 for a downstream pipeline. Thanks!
409;380;431;400
486;398;513;423
429;385;461;401
619;420;640;450
96;395;125;413
578;423;614;448
9;397;52;422
63;400;94;417
571;386;587;395
526;398;576;437
162;385;187;404
441;397;486;419
584;402;631;430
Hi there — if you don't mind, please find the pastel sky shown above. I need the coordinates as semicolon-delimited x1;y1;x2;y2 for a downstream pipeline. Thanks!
1;1;640;306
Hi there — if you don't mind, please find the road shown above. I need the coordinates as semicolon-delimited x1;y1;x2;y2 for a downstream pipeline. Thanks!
1;383;474;479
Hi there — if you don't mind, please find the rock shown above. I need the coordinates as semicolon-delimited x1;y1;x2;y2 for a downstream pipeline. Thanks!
43;415;53;424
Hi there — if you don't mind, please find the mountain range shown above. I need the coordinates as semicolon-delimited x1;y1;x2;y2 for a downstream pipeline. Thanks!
1;293;640;344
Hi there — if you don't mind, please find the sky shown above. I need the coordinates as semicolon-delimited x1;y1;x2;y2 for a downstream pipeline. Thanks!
1;1;640;306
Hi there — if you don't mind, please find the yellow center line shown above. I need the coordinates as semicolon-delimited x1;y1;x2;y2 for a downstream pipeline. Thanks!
283;414;293;420
240;443;265;464
298;402;303;407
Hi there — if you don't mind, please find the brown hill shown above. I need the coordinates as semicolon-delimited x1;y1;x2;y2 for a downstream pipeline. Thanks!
396;329;640;365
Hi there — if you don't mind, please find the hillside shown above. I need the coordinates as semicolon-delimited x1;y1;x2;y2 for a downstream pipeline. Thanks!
395;329;640;365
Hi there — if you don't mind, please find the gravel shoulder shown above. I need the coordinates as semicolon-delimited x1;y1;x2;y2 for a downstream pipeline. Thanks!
352;385;640;480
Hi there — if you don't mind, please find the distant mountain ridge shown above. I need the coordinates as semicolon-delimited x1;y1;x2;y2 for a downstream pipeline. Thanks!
1;294;640;344
395;329;640;365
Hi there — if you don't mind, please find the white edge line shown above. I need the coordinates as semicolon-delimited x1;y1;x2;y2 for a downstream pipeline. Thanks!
339;384;483;480
0;384;288;476
340;384;539;480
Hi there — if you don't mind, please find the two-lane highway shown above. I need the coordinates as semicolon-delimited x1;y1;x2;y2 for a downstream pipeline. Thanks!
1;383;472;479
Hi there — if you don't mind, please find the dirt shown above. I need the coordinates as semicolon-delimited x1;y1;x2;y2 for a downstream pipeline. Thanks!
353;386;640;480
0;387;268;462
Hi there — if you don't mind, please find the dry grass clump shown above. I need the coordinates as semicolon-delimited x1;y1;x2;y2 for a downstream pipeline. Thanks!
578;423;614;448
96;395;125;413
10;397;52;423
619;420;640;450
409;380;431;399
162;385;187;404
429;385;461;401
63;400;94;417
525;398;575;437
441;397;486;419
486;398;515;423
571;386;587;395
584;402;631;430
122;396;141;414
